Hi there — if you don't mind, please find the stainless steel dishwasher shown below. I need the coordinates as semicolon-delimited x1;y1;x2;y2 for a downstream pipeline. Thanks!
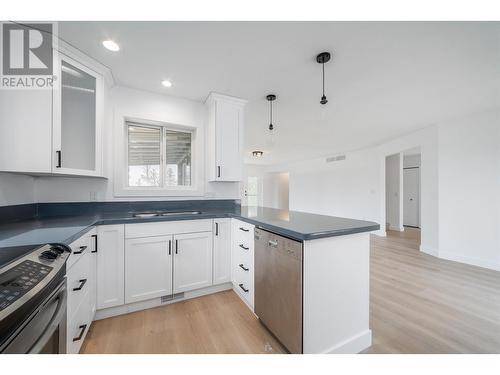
254;227;303;354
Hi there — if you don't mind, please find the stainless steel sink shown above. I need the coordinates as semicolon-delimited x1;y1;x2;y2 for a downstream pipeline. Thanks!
160;211;202;216
132;211;202;218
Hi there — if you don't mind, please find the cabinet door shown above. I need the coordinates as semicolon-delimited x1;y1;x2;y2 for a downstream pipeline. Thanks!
125;236;173;304
52;52;103;176
213;219;231;285
96;225;125;309
173;232;213;293
89;230;98;319
215;100;242;181
0;89;52;173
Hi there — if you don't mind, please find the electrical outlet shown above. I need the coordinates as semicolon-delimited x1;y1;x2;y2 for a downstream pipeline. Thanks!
89;191;98;201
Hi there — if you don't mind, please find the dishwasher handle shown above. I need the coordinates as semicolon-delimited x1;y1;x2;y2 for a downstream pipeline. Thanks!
268;239;278;248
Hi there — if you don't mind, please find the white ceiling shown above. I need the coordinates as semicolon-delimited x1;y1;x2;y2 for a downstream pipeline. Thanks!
59;21;500;165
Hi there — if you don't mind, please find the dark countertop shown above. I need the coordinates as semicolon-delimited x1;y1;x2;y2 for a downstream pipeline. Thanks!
0;204;379;247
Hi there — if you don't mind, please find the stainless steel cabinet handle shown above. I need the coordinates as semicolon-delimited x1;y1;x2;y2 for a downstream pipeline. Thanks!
168;240;171;255
239;264;249;271
239;227;249;232
239;283;249;293
215;222;219;236
239;244;249;250
72;279;87;291
217;166;221;178
175;240;178;254
72;324;87;342
268;240;278;248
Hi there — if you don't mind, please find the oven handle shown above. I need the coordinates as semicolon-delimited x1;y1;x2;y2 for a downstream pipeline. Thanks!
28;282;67;354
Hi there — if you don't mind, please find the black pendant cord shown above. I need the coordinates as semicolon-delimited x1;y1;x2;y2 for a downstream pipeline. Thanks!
322;62;325;98
266;94;276;131
270;100;273;129
316;51;331;105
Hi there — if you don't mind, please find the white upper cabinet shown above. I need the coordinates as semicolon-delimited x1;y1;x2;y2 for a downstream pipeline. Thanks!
52;52;104;176
205;93;247;182
0;88;53;173
0;26;107;177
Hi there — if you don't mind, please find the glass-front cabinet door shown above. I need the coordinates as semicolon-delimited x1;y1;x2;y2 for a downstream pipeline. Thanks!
52;52;103;176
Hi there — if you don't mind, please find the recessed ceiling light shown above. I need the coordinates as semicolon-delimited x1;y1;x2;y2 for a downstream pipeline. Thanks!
161;80;173;88
252;151;264;158
102;40;120;52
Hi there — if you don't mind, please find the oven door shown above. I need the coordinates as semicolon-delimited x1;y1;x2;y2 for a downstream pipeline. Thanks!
2;281;67;354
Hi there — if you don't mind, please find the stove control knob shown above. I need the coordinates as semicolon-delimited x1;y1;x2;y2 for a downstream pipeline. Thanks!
40;250;59;261
50;244;66;254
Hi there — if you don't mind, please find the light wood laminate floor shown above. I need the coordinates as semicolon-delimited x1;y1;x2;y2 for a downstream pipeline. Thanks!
81;228;500;354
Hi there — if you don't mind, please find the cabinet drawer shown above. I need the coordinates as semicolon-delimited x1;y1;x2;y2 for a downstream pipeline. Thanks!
67;234;91;270
234;266;254;308
125;219;212;239
67;290;91;354
67;251;91;320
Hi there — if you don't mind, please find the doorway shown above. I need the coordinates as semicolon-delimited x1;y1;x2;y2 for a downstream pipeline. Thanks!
384;148;421;244
402;151;421;228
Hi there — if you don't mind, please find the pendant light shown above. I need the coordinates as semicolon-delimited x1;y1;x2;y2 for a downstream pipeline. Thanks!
316;52;331;105
266;94;276;131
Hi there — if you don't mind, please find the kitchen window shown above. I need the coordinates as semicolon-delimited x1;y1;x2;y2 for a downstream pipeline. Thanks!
126;121;192;189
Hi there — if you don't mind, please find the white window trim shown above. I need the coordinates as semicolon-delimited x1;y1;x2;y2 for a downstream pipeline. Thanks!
114;113;205;197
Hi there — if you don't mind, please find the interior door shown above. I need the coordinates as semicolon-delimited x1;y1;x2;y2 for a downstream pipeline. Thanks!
173;232;213;293
403;168;420;227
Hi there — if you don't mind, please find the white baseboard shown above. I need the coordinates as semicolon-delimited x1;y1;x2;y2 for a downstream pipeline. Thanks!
420;244;438;257
373;230;386;237
388;225;404;232
321;330;372;354
439;251;500;272
94;282;232;320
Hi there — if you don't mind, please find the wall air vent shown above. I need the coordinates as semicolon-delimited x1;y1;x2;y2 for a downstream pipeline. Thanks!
326;155;346;163
161;292;184;303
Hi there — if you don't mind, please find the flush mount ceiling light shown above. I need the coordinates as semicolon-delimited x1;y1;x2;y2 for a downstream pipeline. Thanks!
266;94;276;132
252;151;264;158
102;40;120;52
316;52;331;105
161;80;173;88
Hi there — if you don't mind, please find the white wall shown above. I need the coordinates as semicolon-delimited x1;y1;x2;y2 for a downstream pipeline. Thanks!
262;172;289;209
0;173;35;206
385;153;403;231
285;149;381;231
268;124;438;251
270;108;500;270
438;109;500;270
34;86;240;202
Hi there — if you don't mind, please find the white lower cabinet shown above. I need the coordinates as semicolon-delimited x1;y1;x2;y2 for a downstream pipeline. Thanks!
125;236;173;303
66;229;96;354
173;232;213;293
231;219;255;309
96;225;125;309
213;218;231;285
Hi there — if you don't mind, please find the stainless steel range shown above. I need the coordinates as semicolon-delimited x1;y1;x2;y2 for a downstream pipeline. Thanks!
0;243;70;354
